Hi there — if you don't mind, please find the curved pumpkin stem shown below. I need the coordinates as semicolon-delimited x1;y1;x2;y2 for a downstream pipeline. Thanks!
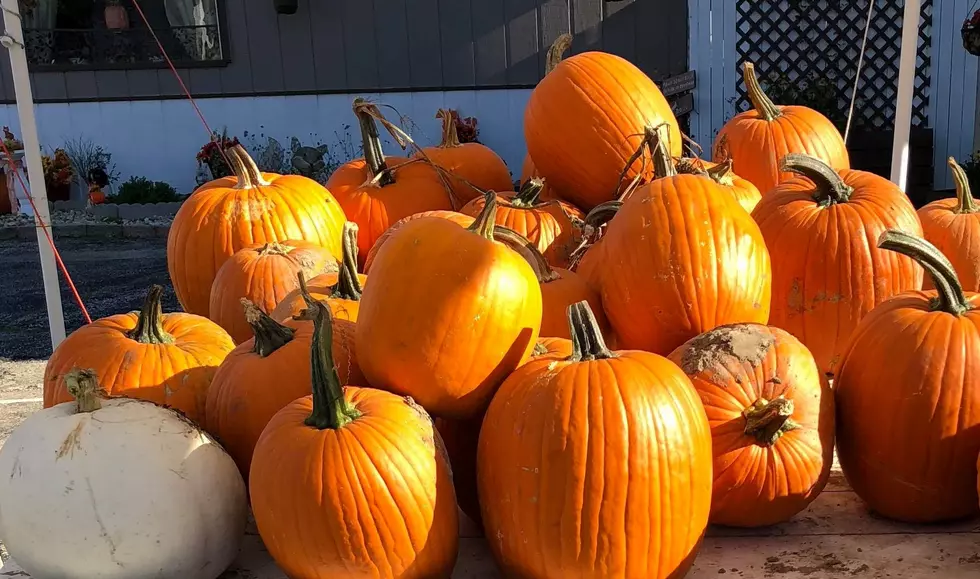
878;230;973;315
781;154;853;205
127;285;175;345
948;157;979;214
469;190;499;240
242;298;295;357
649;124;677;180
65;368;103;414
743;62;782;121
229;145;271;188
493;226;560;283
705;159;737;186
510;178;545;208
436;109;462;148
352;97;394;186
332;222;364;301
743;396;800;446
568;301;615;361
545;33;572;74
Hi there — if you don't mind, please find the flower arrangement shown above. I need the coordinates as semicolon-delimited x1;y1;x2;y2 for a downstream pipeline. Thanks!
196;129;240;183
2;127;23;152
963;9;980;56
41;148;75;201
454;114;480;144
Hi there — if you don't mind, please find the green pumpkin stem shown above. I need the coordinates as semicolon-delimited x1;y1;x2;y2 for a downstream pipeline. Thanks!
469;190;499;240
127;285;175;345
743;62;782;121
743;396;800;446
568;301;615;361
332;222;364;301
229;145;270;188
511;178;545;208
436;109;461;148
781;154;853;205
65;368;103;414
948;157;979;214
545;33;572;74
878;230;973;315
242;298;295;357
353;98;394;186
493;226;560;283
586;200;622;229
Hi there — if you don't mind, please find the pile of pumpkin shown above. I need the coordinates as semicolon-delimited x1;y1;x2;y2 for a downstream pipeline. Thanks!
1;35;979;579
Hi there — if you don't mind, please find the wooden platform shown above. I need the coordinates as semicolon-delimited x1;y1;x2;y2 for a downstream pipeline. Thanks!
3;466;980;578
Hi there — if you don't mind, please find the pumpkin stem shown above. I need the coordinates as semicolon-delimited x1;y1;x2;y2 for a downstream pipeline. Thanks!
127;285;175;345
332;222;364;301
468;190;499;240
586;200;622;228
705;159;736;186
568;301;615;361
781;154;853;205
743;396;800;446
242;298;295;357
533;341;549;356
257;241;291;256
649;124;677;180
229;145;271;188
878;230;973;315
295;276;361;430
436;109;462;148
545;33;572;74
510;178;545;208
493;226;560;283
948;157;979;214
65;368;103;414
743;62;782;121
353;97;394;186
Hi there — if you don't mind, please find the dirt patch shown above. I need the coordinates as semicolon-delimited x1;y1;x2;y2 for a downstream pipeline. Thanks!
679;323;775;375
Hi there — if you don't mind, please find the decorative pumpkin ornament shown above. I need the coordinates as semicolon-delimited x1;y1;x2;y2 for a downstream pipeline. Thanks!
168;145;346;316
669;323;834;527
356;190;543;418
44;285;234;425
249;292;459;578
836;231;980;523
918;157;980;293
478;301;712;578
678;157;763;214
325;99;453;268
524;34;683;211
712;62;850;196
597;126;772;355
209;239;337;344
751;154;923;377
0;369;247;579
415;108;513;207
363;210;475;273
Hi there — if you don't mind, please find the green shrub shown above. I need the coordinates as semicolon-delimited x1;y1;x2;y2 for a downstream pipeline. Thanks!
107;176;185;204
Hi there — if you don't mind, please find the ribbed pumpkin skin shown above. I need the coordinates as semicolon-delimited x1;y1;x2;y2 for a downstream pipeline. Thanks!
696;160;763;214
478;347;712;577
208;241;337;344
599;173;772;355
419;145;513;208
270;271;368;323
919;199;980;293
540;268;608;339
363;210;474;273
250;387;459;578
669;323;834;527
524;52;682;211
751;170;924;376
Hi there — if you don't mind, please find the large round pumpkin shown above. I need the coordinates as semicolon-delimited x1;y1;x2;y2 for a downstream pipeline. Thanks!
363;210;474;273
751;154;924;377
918;157;980;293
478;301;712;577
168;145;346;316
325;99;453;268
669;323;834;527
712;62;850;196
249;296;459;577
356;191;543;418
836;231;980;523
44;285;234;424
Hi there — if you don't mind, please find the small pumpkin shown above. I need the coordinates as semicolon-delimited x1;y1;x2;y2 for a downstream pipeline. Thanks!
168;145;346;316
918;157;980;293
44;285;234;425
678;157;763;214
249;291;459;577
751;154;924;377
478;301;712;578
836;231;980;523
209;239;337;344
415;108;513;207
363;210;474;274
325;99;453;268
669;323;834;527
712;62;850;196
356;190;543;418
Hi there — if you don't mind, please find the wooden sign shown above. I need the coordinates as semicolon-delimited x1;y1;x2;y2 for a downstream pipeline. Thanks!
669;93;694;117
661;70;696;97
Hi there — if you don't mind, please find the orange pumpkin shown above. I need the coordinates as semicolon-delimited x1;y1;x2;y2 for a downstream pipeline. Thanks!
678;157;763;214
168;145;346;316
597;127;772;354
433;415;483;528
836;231;980;523
478;301;712;577
356;191;543;418
751;154;924;377
208;239;337;344
43;285;234;424
712;62;850;196
918;157;980;293
250;293;459;577
532;336;573;359
520;154;564;203
669;323;834;527
415;108;513;208
325;99;453;268
524;35;682;211
363;210;474;274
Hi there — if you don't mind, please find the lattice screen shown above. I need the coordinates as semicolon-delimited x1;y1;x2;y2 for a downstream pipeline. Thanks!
734;0;933;129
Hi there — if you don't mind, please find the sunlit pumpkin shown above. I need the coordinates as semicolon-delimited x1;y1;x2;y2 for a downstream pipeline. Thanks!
363;210;474;274
918;157;980;293
677;157;763;214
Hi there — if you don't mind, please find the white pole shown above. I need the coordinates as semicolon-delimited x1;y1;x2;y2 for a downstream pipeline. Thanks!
890;0;921;193
0;0;66;350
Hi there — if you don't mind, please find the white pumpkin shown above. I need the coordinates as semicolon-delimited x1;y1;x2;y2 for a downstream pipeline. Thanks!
0;369;248;579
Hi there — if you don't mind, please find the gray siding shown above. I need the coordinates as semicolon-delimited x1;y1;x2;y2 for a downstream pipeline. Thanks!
3;0;688;103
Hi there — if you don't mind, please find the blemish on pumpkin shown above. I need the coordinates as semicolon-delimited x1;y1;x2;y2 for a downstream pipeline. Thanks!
56;421;86;460
680;324;775;375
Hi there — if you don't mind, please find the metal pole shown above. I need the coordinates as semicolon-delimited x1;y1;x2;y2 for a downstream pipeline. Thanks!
0;0;66;349
890;0;921;193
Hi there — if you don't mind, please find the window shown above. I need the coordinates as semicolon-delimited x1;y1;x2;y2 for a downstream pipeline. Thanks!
19;0;226;69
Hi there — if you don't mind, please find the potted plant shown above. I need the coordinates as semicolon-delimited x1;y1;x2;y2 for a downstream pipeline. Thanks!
104;0;129;30
963;9;980;56
41;148;75;202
